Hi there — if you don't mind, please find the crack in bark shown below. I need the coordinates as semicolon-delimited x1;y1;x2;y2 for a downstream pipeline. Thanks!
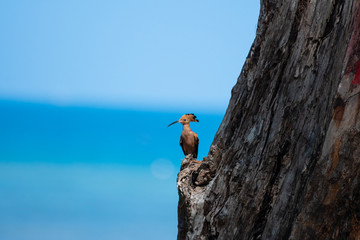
321;0;345;40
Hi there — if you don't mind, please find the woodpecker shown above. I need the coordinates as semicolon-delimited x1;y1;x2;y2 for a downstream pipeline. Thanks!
168;113;199;159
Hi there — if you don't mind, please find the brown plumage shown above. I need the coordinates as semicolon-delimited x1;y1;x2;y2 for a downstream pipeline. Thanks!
168;113;199;159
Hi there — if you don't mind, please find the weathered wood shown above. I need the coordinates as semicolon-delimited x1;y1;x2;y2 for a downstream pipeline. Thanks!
177;0;360;239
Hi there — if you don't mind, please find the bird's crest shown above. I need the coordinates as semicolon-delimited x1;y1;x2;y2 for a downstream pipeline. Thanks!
181;113;198;122
185;113;197;119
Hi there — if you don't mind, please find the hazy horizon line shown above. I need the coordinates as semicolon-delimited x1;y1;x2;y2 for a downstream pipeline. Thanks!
0;96;228;115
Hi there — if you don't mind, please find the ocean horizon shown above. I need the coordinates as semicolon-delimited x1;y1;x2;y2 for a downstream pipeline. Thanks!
0;100;224;240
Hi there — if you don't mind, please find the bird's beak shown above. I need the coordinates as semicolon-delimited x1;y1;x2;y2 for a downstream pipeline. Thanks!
168;120;179;127
195;119;199;122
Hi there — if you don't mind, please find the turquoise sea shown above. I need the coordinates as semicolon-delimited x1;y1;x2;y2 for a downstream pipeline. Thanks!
0;100;223;240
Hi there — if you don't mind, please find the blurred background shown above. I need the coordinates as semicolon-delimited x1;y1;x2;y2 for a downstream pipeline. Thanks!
0;1;259;239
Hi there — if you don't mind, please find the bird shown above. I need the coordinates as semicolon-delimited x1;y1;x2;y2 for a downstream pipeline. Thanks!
168;113;199;159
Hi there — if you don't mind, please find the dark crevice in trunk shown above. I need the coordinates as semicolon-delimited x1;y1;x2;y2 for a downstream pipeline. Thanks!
252;140;291;239
321;0;345;39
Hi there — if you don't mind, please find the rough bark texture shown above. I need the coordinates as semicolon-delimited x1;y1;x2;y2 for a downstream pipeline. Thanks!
177;0;360;239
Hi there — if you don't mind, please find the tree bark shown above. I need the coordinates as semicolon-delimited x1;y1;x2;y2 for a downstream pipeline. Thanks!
177;0;360;239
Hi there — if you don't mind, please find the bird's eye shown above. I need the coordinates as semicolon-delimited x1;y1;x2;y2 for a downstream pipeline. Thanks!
183;119;186;121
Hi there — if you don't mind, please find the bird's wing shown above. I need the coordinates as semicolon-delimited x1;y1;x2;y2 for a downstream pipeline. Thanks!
180;135;186;155
194;133;199;159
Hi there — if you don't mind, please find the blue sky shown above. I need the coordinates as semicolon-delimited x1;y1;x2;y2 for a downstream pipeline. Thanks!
0;0;259;113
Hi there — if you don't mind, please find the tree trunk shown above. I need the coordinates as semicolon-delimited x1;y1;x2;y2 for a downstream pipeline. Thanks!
177;0;360;239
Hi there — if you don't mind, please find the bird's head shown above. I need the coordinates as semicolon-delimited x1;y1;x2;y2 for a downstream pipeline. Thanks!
168;113;199;127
